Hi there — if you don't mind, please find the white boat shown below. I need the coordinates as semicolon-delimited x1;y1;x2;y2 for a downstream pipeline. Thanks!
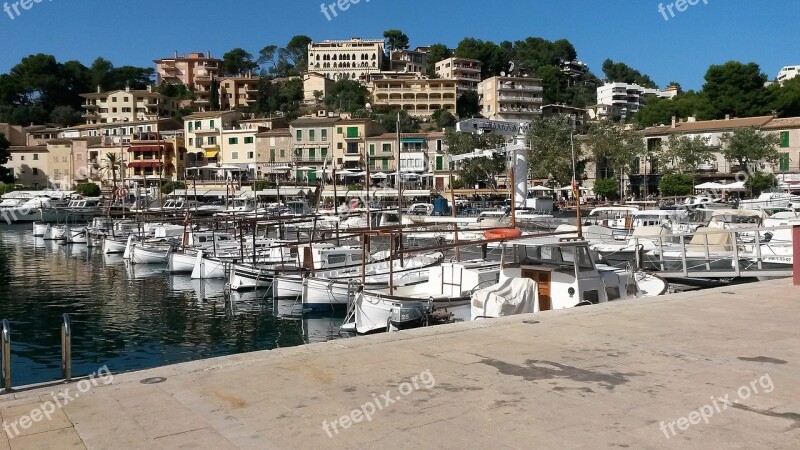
168;250;200;274
344;261;501;334
66;226;88;244
130;243;172;265
299;253;444;311
585;206;639;239
32;222;50;237
191;254;229;279
47;225;68;241
739;189;800;211
103;236;129;254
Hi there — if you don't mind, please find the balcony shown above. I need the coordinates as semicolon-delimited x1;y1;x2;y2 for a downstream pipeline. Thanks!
343;132;363;140
292;155;329;163
497;84;543;92
498;95;542;103
82;112;100;119
193;128;220;135
83;103;99;110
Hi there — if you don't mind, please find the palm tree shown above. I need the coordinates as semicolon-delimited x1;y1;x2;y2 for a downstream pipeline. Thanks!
103;153;121;198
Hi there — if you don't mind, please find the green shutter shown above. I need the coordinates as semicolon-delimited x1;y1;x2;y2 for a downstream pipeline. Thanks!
382;160;388;170
270;149;275;162
309;148;315;160
188;122;193;131
780;153;790;171
780;131;790;148
210;120;215;129
321;129;327;140
347;127;359;138
337;127;343;134
369;144;375;156
321;148;328;159
309;130;315;141
228;137;237;145
245;137;254;144
436;155;443;171
307;171;317;183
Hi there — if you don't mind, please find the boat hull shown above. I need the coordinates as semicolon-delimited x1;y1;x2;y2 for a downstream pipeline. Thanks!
130;245;171;265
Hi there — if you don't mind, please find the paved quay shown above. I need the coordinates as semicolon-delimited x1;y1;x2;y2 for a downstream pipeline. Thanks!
0;279;798;449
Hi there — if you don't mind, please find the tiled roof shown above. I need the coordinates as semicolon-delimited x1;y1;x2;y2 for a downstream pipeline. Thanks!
762;117;800;130
643;116;774;136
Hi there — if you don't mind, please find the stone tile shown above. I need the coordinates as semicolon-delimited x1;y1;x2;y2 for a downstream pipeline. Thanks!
9;427;84;450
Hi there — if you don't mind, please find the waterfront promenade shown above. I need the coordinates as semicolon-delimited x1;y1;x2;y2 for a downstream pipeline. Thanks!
0;279;798;449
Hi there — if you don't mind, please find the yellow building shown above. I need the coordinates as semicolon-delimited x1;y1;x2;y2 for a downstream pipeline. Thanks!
307;38;385;81
478;76;544;122
126;132;186;182
80;86;179;125
370;74;457;117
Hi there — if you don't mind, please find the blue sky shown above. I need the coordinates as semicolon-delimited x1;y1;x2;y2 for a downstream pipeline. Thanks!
0;0;796;90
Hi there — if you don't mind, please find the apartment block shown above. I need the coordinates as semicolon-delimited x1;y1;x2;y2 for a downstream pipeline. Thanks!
290;117;340;183
478;76;544;122
307;38;385;81
596;82;666;120
330;119;384;171
80;86;178;125
390;49;428;74
194;73;262;111
776;65;800;85
367;132;448;189
6;145;49;188
126;132;186;182
370;74;457;118
542;104;589;133
761;117;800;183
155;51;221;87
256;128;293;179
435;57;481;95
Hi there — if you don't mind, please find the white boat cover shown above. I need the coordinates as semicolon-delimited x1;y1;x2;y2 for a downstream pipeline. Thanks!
471;278;538;320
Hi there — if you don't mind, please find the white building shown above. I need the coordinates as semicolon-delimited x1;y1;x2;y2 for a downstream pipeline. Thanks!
596;82;666;121
435;57;482;96
307;38;385;81
478;76;544;123
776;66;800;85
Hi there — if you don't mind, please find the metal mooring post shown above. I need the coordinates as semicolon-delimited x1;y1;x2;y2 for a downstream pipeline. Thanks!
1;320;10;392
61;314;72;381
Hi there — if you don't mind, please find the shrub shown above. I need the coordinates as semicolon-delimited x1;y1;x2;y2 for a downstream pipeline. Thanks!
161;181;186;195
592;178;619;200
75;183;101;197
658;174;694;197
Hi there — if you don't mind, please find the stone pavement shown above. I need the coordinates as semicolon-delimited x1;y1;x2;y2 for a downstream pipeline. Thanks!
0;278;798;449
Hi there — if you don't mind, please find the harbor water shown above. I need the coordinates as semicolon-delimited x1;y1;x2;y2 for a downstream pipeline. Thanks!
0;224;347;387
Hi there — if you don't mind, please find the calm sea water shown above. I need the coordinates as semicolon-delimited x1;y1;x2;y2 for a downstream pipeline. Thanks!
0;224;346;387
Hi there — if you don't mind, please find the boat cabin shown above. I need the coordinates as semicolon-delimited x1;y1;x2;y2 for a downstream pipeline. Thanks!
505;237;639;311
297;244;364;271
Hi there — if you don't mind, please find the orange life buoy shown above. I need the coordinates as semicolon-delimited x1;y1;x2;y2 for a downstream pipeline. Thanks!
349;198;360;209
484;228;523;240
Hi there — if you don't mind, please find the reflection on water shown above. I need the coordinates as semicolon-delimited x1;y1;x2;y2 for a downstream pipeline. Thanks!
0;224;348;387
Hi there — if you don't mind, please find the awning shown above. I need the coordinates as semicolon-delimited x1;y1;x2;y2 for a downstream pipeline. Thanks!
127;161;163;168
128;146;161;152
204;149;219;158
401;138;425;144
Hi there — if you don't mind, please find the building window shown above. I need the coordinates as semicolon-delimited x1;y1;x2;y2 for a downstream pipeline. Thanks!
208;137;217;145
33;154;38;160
244;137;254;144
280;149;285;158
189;138;194;145
210;120;215;129
309;130;315;141
780;131;790;148
369;144;375;156
229;137;239;145
309;148;316;160
779;153;791;171
247;151;254;159
382;143;392;153
436;155;443;171
32;168;38;175
321;129;327;141
337;127;343;135
321;148;328;159
194;121;201;130
346;127;359;138
20;155;24;161
188;122;193;131
232;152;239;160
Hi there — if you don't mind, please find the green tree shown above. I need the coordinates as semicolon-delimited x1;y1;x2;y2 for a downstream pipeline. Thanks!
454;38;510;79
75;183;101;197
720;127;780;175
745;172;778;196
161;181;186;195
222;48;258;76
383;30;410;52
425;43;450;78
444;130;507;189
432;109;456;129
635;91;713;127
584;121;645;182
658;173;694;196
209;78;220;111
372;108;419;133
284;35;313;74
660;135;716;174
702;61;771;119
456;90;480;118
323;79;369;113
257;45;280;75
49;105;82;127
769;76;800;117
527;116;578;185
601;59;657;87
103;153;121;194
593;178;619;200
